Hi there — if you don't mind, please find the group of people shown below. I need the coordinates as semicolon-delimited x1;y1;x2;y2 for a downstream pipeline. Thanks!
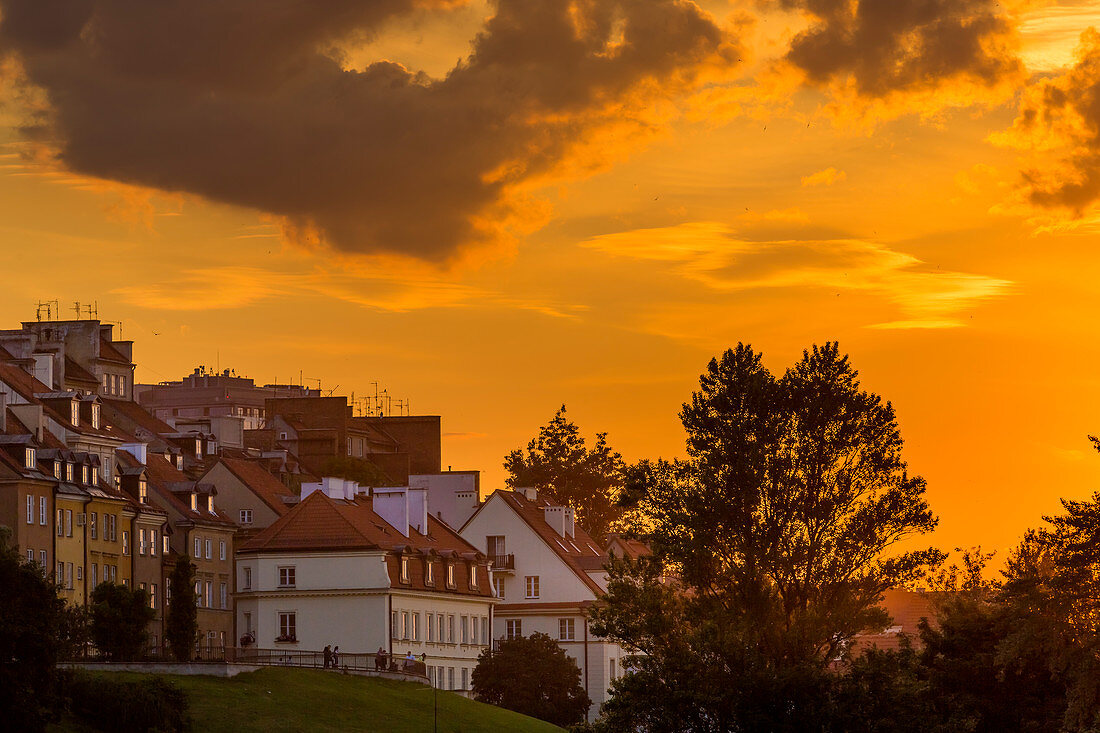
373;647;426;672
322;645;341;669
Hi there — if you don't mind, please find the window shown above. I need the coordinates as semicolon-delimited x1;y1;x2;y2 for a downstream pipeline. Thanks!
401;611;409;640
82;465;89;485
559;618;576;641
90;564;97;587
447;615;455;643
493;576;504;599
57;561;63;581
91;466;98;485
194;440;202;459
40;496;47;525
194;536;201;557
163;534;169;554
65;509;72;537
461;668;469;691
427;613;435;642
205;581;212;608
425;560;434;585
506;619;522;640
472;616;479;645
481;617;488;646
400;557;409;583
91;403;100;428
525;575;539;599
138;479;147;503
220;583;227;609
244;613;252;634
24;447;35;469
446;563;454;588
461;616;468;644
610;658;617;681
447;668;454;691
109;565;116;582
70;400;79;426
219;540;226;561
66;562;73;590
26;548;33;563
119;375;127;397
205;538;211;559
278;612;296;641
53;461;61;480
346;438;352;456
242;566;252;590
391;611;399;639
56;508;63;537
26;495;33;524
66;463;74;482
437;614;445;643
90;512;97;539
206;495;213;512
77;566;82;580
109;514;116;541
195;581;202;606
139;529;146;555
239;509;252;525
412;612;420;641
190;494;197;511
278;566;295;587
122;531;130;556
469;564;478;589
147;583;157;609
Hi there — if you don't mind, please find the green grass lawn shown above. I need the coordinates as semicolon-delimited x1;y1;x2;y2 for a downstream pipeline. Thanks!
56;668;565;733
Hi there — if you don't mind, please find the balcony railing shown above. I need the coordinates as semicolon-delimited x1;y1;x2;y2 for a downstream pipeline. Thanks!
489;553;514;570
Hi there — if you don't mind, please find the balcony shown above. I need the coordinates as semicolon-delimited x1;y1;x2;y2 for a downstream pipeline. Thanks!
489;554;514;573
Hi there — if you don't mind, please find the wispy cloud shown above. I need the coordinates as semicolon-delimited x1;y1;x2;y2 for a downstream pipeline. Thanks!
801;167;846;187
583;222;1011;330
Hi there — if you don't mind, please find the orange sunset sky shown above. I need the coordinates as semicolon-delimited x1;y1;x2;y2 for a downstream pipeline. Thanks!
2;0;1100;561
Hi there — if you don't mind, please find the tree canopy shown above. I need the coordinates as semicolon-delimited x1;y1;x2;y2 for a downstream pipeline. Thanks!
471;632;591;727
504;405;624;540
89;582;154;661
590;343;943;730
165;556;198;662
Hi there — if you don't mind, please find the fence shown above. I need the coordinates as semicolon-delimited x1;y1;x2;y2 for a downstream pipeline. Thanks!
61;644;428;679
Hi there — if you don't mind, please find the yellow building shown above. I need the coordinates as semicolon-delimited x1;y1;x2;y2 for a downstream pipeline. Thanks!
48;449;90;605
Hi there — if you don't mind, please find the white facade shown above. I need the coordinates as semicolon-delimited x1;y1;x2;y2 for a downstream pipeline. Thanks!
460;490;631;720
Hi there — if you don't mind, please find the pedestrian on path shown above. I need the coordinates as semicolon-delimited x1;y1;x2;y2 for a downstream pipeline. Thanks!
323;645;332;669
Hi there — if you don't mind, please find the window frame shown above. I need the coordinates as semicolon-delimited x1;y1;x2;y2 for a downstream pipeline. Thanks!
525;575;540;599
278;566;296;588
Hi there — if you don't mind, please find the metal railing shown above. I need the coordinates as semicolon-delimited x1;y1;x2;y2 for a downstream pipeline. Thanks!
489;553;514;570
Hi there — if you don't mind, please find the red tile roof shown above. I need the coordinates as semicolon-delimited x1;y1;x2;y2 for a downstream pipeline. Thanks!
101;398;176;435
210;456;298;517
240;491;493;598
487;490;608;597
126;450;236;528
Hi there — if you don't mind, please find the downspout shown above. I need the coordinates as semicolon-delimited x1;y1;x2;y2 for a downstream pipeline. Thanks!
387;586;393;659
583;616;589;696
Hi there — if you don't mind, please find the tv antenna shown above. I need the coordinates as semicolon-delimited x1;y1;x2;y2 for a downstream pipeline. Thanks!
72;300;98;320
35;299;59;322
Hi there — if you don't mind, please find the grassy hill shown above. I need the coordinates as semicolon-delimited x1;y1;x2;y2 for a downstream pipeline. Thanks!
56;668;566;733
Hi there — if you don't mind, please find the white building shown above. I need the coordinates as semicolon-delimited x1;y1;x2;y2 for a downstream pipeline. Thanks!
459;488;631;719
235;478;496;691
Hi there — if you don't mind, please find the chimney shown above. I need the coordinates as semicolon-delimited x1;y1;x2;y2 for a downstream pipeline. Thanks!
10;403;45;441
300;476;359;501
544;506;567;537
563;506;575;538
521;487;537;502
372;487;410;537
32;353;54;389
407;487;428;534
121;443;148;465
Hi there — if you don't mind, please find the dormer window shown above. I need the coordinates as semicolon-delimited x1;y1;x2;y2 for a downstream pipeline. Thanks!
469;564;478;589
91;467;98;485
194;440;201;458
426;561;434;586
139;479;148;503
24;447;35;469
53;461;61;480
446;563;455;589
82;465;89;485
400;556;409;583
70;400;79;426
175;455;183;470
190;493;198;511
91;403;100;429
206;495;214;513
65;463;74;482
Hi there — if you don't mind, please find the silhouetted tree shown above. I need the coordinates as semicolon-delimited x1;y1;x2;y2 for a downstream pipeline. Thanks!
590;343;943;731
0;527;66;732
318;455;392;487
89;582;154;661
472;632;591;726
165;556;197;662
504;405;624;540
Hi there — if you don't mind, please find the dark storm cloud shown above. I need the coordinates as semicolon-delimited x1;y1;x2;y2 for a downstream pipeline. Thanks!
0;0;734;260
779;0;1021;99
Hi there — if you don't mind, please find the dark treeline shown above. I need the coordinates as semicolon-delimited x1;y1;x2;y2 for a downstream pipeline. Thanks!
510;343;1100;733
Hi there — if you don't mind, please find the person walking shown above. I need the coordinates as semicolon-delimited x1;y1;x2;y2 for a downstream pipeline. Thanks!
323;645;332;669
332;645;340;668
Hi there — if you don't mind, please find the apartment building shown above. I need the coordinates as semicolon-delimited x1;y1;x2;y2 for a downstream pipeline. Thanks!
460;488;630;719
236;478;496;691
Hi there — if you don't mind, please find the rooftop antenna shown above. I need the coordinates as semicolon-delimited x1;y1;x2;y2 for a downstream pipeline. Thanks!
35;299;59;322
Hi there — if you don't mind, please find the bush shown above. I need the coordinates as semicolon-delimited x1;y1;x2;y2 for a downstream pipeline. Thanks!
60;670;191;732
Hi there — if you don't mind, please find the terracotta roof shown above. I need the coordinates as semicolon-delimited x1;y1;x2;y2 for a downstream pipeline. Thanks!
495;601;596;613
97;338;131;365
484;490;608;597
101;398;176;436
130;450;236;527
0;360;52;401
210;456;298;517
64;356;99;385
240;492;494;598
850;589;938;653
606;533;652;560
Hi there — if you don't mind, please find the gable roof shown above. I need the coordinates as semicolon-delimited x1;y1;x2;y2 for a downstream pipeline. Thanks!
209;456;298;517
477;490;608;597
64;356;99;385
125;450;235;528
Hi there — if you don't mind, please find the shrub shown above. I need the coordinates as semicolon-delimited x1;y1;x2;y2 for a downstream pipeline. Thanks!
61;670;191;732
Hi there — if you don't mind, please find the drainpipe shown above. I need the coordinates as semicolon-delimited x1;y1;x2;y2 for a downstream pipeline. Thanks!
387;592;393;660
583;616;589;696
